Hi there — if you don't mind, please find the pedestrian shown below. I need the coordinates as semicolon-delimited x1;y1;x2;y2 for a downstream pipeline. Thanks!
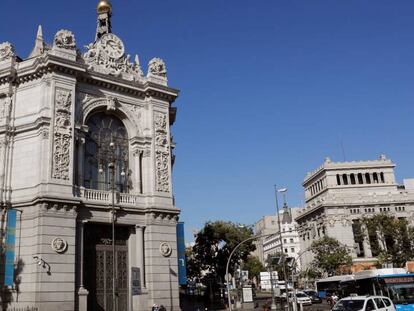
331;293;339;306
159;305;166;311
152;304;158;311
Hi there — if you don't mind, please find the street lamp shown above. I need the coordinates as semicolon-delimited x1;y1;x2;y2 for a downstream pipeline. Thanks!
226;232;280;311
95;125;129;311
274;186;290;311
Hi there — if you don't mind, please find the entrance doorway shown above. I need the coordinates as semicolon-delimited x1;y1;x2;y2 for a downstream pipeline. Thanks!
84;223;129;311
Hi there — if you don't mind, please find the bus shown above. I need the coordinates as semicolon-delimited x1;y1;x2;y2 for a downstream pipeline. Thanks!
339;268;414;311
316;275;354;298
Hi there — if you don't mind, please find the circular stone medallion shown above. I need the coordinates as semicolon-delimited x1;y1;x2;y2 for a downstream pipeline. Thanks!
159;242;172;257
51;237;68;253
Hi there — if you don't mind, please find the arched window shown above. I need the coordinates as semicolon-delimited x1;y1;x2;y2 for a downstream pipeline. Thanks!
373;172;379;183
380;172;385;183
343;174;348;185
336;174;341;185
365;173;371;184
84;112;129;193
350;174;356;185
357;173;363;184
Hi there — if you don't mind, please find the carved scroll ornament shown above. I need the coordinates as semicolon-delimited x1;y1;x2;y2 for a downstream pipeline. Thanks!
154;112;170;192
0;42;15;62
148;57;167;78
52;89;72;180
54;29;76;50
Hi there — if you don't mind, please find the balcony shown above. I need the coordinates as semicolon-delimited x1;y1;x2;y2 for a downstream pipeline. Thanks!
77;187;141;207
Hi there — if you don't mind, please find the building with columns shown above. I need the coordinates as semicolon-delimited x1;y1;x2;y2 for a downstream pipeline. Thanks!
295;155;414;272
0;1;181;310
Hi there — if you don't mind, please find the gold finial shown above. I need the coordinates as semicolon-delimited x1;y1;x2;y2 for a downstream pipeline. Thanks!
97;0;112;14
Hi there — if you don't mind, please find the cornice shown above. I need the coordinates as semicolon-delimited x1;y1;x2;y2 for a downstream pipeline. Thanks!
11;116;51;136
1;54;179;103
303;158;395;185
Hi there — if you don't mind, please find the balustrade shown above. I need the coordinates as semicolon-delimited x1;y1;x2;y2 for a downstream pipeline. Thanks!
79;188;139;206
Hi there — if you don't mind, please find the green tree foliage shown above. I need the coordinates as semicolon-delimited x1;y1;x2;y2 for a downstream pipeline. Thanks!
188;221;256;283
185;246;202;279
298;267;322;281
310;236;352;275
361;214;414;267
241;255;264;282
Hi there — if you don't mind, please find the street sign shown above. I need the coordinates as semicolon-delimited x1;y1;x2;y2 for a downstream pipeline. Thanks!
242;287;253;302
131;267;141;295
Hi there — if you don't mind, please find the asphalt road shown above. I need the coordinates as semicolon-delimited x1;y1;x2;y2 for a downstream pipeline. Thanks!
252;298;332;311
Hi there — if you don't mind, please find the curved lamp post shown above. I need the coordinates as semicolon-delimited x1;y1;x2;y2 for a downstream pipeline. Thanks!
226;232;280;311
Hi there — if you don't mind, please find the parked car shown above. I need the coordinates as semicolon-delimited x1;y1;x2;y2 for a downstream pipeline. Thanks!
288;292;312;306
303;290;322;303
332;296;396;311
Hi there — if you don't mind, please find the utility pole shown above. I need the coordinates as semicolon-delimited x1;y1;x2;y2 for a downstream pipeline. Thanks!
274;186;290;311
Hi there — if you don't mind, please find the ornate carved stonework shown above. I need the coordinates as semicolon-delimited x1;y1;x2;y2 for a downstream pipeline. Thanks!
54;30;76;50
159;242;172;257
154;112;170;192
124;103;142;133
83;33;144;82
0;96;12;125
0;42;15;62
51;237;68;253
155;150;170;192
148;58;167;78
52;89;72;180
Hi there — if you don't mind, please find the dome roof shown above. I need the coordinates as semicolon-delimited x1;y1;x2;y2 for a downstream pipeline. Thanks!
97;0;112;14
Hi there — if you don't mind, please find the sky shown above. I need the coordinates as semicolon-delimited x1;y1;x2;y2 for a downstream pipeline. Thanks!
2;0;414;242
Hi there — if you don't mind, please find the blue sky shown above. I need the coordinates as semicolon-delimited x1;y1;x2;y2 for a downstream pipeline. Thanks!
2;1;414;242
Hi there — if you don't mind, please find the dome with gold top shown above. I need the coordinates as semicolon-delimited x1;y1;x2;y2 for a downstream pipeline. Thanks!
97;0;112;14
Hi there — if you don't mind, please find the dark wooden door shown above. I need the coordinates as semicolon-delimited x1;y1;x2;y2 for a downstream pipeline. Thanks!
84;224;129;311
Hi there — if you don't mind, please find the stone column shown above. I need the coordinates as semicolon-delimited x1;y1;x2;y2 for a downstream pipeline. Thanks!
136;225;146;289
78;220;89;311
0;140;6;200
133;150;142;194
361;224;372;258
77;137;85;186
362;173;367;184
142;150;153;194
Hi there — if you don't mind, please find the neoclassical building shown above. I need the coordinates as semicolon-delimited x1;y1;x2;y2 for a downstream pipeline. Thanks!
296;156;414;271
0;1;181;310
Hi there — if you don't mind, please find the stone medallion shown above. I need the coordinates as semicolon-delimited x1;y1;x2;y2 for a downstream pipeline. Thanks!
159;242;172;257
51;237;68;253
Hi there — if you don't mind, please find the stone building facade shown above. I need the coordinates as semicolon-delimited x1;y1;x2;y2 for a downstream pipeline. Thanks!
296;156;414;271
0;1;181;310
255;207;302;271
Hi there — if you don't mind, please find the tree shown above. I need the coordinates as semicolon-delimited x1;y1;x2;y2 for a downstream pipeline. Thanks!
310;236;352;275
185;246;202;280
241;255;264;282
361;214;414;267
188;221;256;284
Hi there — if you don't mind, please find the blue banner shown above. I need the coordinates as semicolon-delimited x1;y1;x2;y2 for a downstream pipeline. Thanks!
176;222;187;286
4;209;17;286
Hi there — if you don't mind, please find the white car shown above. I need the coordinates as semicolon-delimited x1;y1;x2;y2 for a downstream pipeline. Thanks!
333;296;396;311
289;292;312;306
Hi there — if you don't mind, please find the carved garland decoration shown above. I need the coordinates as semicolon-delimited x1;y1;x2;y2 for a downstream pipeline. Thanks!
154;112;170;192
52;89;72;180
